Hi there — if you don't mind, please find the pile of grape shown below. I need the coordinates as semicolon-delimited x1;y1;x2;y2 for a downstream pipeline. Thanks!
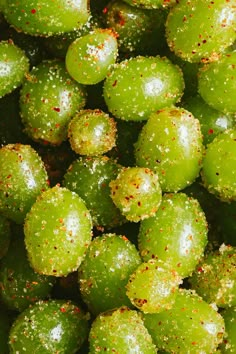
0;0;236;352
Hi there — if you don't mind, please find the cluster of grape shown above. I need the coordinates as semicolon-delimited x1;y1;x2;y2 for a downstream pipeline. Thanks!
0;0;236;353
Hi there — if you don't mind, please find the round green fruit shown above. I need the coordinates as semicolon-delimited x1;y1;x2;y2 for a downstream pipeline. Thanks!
24;185;92;277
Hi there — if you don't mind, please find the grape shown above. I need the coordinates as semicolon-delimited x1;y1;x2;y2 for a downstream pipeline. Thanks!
66;28;118;85
103;55;184;121
182;94;235;146
0;40;29;98
126;259;182;313
9;299;89;353
201;128;236;201
143;288;225;353
165;0;236;63
24;185;92;277
78;233;141;315
189;244;236;308
0;234;55;312
20;59;87;145
109;166;162;222
68;109;117;156
88;306;156;353
135;106;203;192
3;0;90;37
198;50;236;114
138;192;208;278
63;156;125;229
0;143;49;224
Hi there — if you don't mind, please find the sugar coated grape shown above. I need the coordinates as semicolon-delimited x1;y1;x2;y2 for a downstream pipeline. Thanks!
0;40;29;98
9;299;89;353
78;233;141;315
135;107;203;192
0;143;49;224
165;0;236;63
24;185;92;277
103;55;184;121
3;0;90;37
20;59;87;145
126;259;182;313
198;50;236;114
109;166;162;222
68;109;117;156
189;244;236;308
143;288;225;353
138;192;208;278
201;128;236;201
66;28;118;85
89;306;156;353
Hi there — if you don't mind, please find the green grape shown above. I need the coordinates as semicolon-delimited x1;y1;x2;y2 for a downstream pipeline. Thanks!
122;0;176;10
143;288;225;353
189;244;236;308
0;234;56;312
109;166;162;222
3;0;90;37
78;233;141;315
24;185;92;277
65;28;118;85
220;307;236;353
20;59;87;145
201;128;236;202
0;214;11;259
126;259;182;313
0;143;49;224
103;55;184;121
182;94;235;146
63;156;125;229
89;306;156;353
9;299;89;353
135;106;203;192
68;109;117;156
198;51;236;114
165;0;236;63
0;40;29;98
138;192;208;278
103;0;167;55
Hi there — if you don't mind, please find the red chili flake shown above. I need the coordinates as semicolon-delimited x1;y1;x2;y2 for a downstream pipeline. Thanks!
122;235;128;241
103;7;108;14
197;267;204;273
112;80;118;87
73;307;81;314
60;307;66;313
7;174;12;179
55;123;61;128
31;9;36;14
208;129;214;134
53;107;60;112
